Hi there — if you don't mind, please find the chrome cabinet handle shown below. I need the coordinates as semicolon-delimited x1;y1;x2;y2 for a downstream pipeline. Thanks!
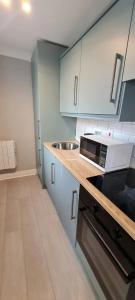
74;76;76;106
110;53;123;104
37;120;40;140
75;75;78;106
74;76;78;106
71;190;78;220
38;149;42;167
51;163;55;184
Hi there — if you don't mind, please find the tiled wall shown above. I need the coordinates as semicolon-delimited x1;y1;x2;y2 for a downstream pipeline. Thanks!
76;119;135;168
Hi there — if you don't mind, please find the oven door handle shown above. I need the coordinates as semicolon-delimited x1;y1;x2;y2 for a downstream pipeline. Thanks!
82;210;135;282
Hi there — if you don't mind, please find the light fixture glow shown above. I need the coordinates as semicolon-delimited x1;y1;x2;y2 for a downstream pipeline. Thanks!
1;0;11;8
22;1;31;14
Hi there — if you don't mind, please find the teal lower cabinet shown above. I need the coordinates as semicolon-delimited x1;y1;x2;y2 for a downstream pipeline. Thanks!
44;148;56;202
58;165;79;247
44;147;80;247
44;148;62;206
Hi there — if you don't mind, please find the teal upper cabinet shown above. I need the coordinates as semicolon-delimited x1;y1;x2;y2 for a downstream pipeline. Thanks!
123;4;135;81
60;42;81;114
78;0;134;115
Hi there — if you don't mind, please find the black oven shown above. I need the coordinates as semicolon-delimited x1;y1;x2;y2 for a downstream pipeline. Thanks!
77;185;135;300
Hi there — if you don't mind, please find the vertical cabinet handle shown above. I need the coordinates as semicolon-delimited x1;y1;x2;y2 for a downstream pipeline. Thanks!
71;190;78;220
74;76;78;106
110;53;123;104
38;149;42;167
37;120;40;140
51;163;55;184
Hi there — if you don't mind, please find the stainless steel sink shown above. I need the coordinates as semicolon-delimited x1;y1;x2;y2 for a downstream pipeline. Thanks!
52;142;79;150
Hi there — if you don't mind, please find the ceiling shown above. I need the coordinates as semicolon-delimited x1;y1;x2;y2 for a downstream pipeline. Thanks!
0;0;116;60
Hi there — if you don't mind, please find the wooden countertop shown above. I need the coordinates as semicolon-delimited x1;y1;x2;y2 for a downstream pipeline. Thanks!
44;141;135;240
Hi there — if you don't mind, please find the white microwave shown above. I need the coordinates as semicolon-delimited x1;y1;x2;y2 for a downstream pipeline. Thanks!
80;135;133;172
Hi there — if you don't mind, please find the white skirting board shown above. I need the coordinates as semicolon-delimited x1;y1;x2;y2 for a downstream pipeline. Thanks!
0;169;37;181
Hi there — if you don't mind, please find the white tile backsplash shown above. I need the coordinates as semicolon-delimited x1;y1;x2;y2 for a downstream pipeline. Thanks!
76;119;135;167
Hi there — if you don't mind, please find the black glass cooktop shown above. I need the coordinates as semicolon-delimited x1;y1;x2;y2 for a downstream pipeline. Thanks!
87;168;135;222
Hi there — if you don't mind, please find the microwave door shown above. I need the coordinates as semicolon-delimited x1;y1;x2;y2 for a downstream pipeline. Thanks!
80;137;101;164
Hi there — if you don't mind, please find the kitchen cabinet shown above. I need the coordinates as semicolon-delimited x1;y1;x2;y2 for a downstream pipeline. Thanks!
78;0;134;115
44;147;62;206
59;166;79;246
60;42;81;114
31;50;42;181
44;147;55;201
31;41;76;186
44;147;80;246
60;0;134;118
123;4;135;81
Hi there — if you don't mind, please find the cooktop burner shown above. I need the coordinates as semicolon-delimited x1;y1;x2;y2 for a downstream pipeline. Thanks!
87;168;135;222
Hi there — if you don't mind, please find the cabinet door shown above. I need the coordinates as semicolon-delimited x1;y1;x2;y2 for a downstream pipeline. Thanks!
79;0;134;115
44;148;63;205
59;166;80;247
52;157;63;212
123;6;135;81
60;42;81;113
31;55;42;182
44;148;56;201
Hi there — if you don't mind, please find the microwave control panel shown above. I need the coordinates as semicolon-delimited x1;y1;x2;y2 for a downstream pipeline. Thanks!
99;145;107;168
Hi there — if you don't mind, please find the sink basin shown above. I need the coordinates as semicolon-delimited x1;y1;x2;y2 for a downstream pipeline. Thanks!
52;142;79;150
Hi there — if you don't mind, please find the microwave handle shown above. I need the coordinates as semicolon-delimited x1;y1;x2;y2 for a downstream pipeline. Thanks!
82;210;135;282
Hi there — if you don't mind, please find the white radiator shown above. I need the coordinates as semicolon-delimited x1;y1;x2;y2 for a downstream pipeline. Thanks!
0;140;16;171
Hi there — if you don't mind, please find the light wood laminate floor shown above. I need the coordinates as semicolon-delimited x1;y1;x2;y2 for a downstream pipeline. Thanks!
0;175;97;300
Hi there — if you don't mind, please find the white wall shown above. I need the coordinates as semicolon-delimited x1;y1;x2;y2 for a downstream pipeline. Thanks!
0;55;36;171
76;118;135;168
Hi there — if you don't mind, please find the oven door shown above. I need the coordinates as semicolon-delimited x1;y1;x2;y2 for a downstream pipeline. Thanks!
77;205;135;300
80;136;101;165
